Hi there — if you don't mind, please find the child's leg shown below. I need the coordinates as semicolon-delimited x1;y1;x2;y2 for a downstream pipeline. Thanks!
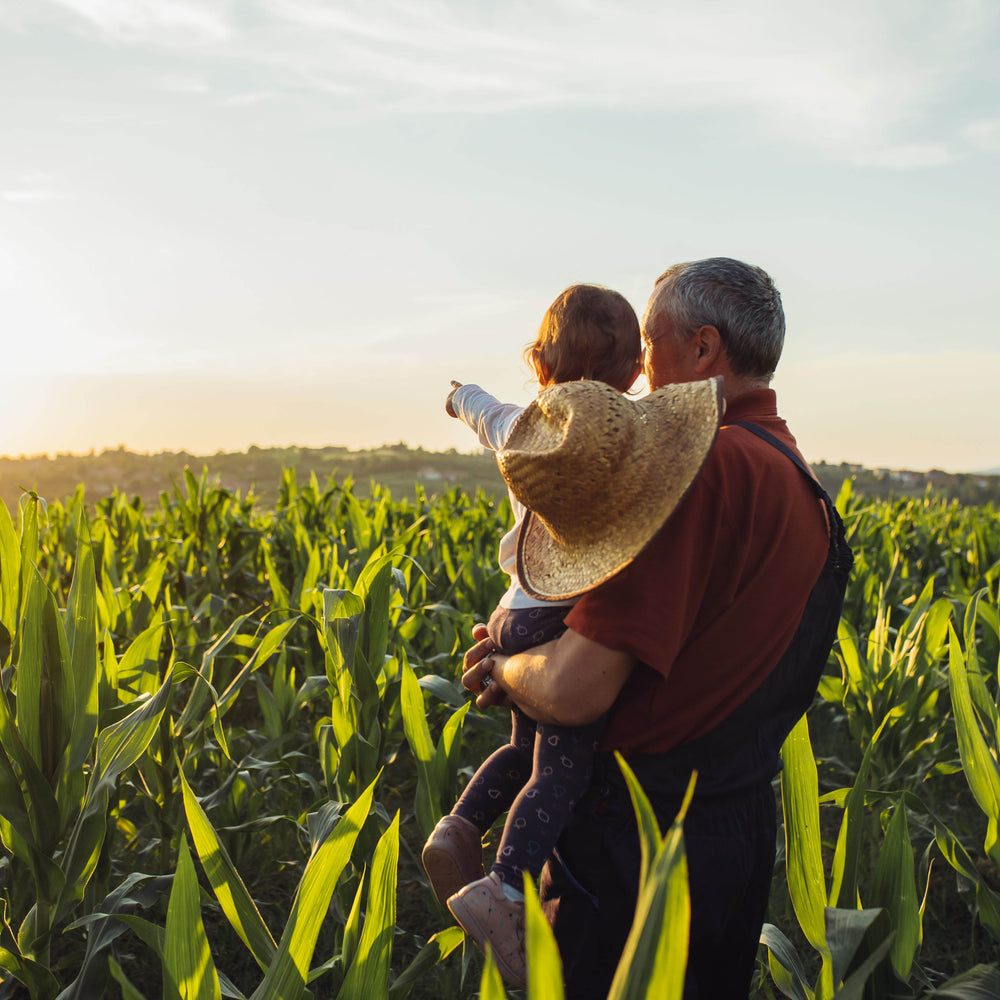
449;603;567;831
452;707;537;830
487;603;569;654
491;715;606;891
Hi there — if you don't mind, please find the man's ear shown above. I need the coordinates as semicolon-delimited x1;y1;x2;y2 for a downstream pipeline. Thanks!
691;325;723;374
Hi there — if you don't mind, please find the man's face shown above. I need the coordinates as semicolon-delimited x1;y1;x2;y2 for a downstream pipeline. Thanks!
641;292;699;390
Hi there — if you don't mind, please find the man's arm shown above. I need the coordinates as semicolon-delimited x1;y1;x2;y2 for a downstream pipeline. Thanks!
462;624;634;726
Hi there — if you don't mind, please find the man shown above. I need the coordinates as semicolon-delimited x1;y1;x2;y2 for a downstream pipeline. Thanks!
462;257;852;998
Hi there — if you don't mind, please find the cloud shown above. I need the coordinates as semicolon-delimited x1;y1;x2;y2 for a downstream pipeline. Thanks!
962;119;1000;152
220;91;276;107
848;143;955;169
2;190;67;203
43;0;232;44
17;0;1000;166
156;74;211;94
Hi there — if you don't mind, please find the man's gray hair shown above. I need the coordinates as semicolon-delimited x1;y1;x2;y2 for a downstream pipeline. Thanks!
652;258;785;379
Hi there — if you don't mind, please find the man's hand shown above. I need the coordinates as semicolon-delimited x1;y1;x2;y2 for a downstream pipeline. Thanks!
461;623;512;710
445;380;463;418
463;626;635;726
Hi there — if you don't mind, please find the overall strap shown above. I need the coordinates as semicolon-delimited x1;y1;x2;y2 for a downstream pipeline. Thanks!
731;420;850;559
591;418;855;797
730;420;821;494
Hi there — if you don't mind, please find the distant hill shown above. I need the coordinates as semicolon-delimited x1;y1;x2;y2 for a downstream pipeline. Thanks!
0;443;506;513
1;445;998;514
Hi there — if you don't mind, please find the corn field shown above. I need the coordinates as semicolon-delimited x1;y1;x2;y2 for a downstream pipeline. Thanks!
1;469;1000;999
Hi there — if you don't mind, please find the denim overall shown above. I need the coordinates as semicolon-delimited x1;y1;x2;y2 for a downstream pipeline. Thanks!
539;422;854;1000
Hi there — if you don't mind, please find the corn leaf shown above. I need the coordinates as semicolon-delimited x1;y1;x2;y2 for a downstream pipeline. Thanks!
180;769;277;971
109;958;150;1000
606;765;693;1000
947;623;1000;868
387;928;463;1000
337;812;399;1000
781;714;833;997
163;834;222;1000
0;500;18;644
760;923;814;1000
400;659;439;837
830;716;888;908
478;950;508;1000
63;512;99;773
870;804;920;978
17;566;72;784
523;874;563;999
249;778;375;1000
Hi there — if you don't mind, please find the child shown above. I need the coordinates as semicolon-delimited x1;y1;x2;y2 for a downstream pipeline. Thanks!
421;284;642;986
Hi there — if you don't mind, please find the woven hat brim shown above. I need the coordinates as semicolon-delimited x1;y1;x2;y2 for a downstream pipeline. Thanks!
515;377;724;601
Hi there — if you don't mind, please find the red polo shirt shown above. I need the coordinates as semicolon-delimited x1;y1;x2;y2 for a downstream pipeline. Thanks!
565;389;829;755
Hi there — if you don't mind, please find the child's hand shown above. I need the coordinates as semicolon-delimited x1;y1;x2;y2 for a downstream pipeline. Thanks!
445;380;463;418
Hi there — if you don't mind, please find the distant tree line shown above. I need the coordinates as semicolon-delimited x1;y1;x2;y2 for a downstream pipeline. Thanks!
1;445;997;514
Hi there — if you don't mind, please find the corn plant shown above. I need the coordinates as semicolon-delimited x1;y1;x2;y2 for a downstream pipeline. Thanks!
0;499;176;997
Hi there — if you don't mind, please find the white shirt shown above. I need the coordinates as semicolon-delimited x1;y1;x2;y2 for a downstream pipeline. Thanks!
451;383;576;610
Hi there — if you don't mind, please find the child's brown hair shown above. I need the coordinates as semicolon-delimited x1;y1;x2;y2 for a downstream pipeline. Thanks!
525;284;641;391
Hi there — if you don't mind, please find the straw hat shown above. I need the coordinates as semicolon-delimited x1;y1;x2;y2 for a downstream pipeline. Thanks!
498;377;725;601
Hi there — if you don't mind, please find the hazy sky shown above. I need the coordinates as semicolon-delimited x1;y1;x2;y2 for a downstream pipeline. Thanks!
2;0;998;471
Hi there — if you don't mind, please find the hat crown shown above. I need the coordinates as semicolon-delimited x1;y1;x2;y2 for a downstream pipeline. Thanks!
497;377;725;601
501;383;637;545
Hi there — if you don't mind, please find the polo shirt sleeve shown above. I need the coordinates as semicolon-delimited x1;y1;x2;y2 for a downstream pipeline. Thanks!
564;460;735;680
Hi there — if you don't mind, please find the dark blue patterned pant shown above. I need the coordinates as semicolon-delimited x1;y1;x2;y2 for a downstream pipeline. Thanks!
452;604;606;889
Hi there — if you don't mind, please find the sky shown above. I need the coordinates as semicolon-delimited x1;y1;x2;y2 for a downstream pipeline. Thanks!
1;0;998;472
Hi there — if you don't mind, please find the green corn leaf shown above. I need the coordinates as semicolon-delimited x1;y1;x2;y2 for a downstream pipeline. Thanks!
760;923;814;1000
830;716;888;909
824;906;890;989
116;620;166;701
177;613;250;733
0;897;61;1000
387;928;463;1000
947;623;1000;868
323;589;364;706
91;667;174;793
17;565;72;784
870;804;920;978
400;659;438;837
926;964;1000;998
163;834;221;1000
57;873;174;1000
355;553;395;675
933;825;1000;943
249;778;375;1000
262;541;290;612
523;874;563;998
781;714;833;997
180;769;277;971
57;666;175;913
216;617;299;719
606;765;693;1000
340;869;364;974
478;949;508;1000
109;957;151;1000
337;813;399;1000
616;752;665;892
0;499;18;643
0;680;63;898
830;922;895;1000
64;514;99;773
0;738;37;854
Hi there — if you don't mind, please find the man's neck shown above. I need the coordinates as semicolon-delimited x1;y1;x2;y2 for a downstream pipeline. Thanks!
723;373;772;401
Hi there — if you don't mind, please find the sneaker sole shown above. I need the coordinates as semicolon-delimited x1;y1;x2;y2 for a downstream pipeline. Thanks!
447;893;527;989
422;844;481;907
